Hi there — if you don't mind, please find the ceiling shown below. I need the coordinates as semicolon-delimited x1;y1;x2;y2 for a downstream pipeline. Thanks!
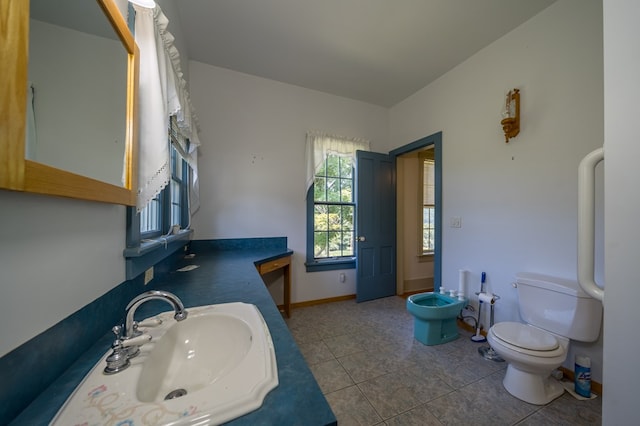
174;0;557;107
30;0;118;40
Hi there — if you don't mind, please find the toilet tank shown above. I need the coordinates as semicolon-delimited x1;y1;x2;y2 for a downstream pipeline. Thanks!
515;272;602;342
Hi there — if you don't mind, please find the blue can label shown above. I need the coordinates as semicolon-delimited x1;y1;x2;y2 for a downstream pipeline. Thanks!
575;364;591;397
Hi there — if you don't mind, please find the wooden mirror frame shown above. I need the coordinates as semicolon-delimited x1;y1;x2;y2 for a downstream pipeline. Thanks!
1;0;138;205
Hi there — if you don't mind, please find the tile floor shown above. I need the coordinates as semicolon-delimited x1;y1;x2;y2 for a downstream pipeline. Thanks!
285;296;601;425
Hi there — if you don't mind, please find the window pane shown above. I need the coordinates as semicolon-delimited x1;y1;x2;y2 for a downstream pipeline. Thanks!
423;160;435;204
423;206;435;252
314;205;328;231
316;160;327;178
170;179;181;226
326;178;340;202
328;205;341;230
341;231;354;256
340;156;353;178
340;178;353;202
314;177;326;201
173;150;183;178
326;155;340;177
328;231;341;256
314;231;328;257
341;205;354;230
141;196;160;234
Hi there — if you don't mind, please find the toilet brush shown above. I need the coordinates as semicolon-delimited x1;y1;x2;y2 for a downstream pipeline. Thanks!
471;272;488;343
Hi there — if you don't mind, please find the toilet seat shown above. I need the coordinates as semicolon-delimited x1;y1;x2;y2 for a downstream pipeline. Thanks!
490;322;564;358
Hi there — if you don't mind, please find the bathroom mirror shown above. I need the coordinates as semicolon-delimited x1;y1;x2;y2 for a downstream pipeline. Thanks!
0;0;138;205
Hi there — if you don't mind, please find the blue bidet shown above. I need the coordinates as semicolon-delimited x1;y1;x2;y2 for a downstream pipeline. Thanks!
406;292;467;345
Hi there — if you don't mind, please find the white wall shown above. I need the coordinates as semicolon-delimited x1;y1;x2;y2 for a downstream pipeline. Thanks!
188;62;388;303
602;0;640;422
389;0;604;379
0;191;126;357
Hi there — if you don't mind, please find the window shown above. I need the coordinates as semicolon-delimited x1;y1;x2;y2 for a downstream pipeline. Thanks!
140;193;162;238
420;151;435;254
312;154;355;259
126;118;192;279
139;118;190;238
170;144;186;227
305;132;369;272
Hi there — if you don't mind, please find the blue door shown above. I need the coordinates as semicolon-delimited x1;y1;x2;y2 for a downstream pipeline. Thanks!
356;150;396;302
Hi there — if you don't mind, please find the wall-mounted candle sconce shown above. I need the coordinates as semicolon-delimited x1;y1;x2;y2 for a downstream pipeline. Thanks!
501;88;520;143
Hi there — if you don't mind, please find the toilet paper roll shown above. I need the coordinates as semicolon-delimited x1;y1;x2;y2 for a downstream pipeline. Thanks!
478;292;496;305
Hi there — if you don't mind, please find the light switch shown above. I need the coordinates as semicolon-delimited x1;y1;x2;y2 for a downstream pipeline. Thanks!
450;216;462;228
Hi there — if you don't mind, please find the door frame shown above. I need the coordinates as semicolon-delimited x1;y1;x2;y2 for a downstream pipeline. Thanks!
389;131;442;292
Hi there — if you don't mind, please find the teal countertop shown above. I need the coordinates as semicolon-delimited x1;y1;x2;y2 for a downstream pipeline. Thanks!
13;242;336;425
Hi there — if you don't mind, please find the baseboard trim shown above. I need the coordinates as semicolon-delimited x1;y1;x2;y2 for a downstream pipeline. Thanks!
458;318;486;335
291;294;356;309
559;366;602;396
401;289;434;298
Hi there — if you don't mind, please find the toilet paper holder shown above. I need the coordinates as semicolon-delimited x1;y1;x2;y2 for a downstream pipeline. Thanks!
475;291;500;305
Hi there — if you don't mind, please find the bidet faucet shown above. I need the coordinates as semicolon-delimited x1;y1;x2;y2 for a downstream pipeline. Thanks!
124;290;188;340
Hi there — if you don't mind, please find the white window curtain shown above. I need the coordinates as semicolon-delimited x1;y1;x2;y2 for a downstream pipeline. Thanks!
305;131;370;197
133;3;200;213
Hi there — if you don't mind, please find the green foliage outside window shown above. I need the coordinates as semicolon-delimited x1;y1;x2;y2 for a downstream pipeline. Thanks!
313;155;355;258
422;156;435;254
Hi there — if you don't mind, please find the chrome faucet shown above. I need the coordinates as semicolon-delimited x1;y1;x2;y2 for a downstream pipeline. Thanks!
104;290;187;375
124;290;188;340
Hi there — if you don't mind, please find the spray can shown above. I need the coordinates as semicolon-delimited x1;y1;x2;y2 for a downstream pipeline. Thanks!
575;355;591;398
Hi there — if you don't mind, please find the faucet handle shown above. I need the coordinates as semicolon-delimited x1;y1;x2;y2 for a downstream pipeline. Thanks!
112;325;124;339
138;318;163;328
104;325;129;375
122;334;152;348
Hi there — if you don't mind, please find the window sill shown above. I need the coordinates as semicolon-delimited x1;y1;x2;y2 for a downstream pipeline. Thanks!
124;229;193;279
418;253;434;263
305;257;355;272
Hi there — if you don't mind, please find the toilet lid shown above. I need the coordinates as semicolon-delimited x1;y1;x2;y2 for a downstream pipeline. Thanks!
492;322;559;351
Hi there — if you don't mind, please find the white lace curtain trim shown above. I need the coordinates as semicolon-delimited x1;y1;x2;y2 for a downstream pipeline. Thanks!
153;7;201;151
133;3;200;212
305;131;370;198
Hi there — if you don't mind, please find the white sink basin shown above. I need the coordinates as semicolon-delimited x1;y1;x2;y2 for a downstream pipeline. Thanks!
52;302;278;426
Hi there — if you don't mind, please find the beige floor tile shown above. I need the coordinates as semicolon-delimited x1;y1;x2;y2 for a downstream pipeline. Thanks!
325;385;382;426
287;296;602;426
384;404;444;426
358;368;454;419
309;358;354;394
297;339;335;365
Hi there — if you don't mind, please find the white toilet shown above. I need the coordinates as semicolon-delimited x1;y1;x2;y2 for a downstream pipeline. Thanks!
487;272;602;405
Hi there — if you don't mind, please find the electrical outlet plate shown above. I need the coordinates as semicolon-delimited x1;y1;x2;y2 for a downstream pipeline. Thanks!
450;216;462;228
144;267;154;285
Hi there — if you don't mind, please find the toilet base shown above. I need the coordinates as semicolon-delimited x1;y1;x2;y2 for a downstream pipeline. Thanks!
413;317;459;346
503;364;564;405
406;293;466;346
